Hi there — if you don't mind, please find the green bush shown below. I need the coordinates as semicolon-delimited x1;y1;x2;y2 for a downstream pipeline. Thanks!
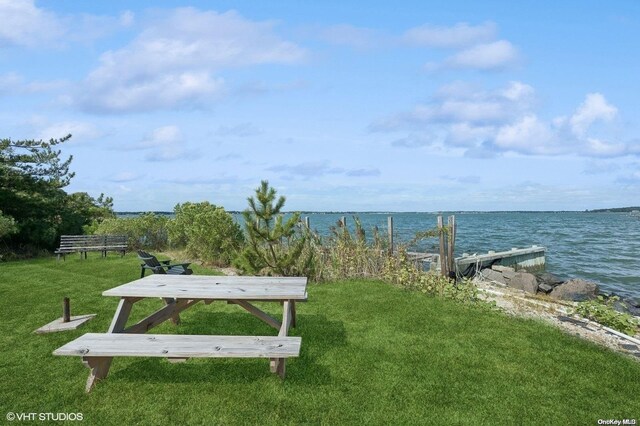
382;248;483;305
169;202;243;266
94;213;169;251
574;296;639;336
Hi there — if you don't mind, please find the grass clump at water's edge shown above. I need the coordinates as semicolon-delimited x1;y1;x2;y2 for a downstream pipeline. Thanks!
0;254;639;425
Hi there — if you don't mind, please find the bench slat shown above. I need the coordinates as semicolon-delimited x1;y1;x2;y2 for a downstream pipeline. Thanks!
53;333;301;358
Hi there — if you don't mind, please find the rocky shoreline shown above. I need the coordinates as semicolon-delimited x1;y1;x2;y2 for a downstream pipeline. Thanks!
477;265;640;316
474;265;640;360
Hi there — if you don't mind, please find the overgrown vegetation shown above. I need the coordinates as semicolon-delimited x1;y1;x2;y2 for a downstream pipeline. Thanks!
382;249;484;305
575;296;640;335
310;217;387;281
94;213;170;251
169;202;243;266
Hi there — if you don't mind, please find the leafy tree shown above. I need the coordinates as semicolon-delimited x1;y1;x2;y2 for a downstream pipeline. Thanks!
0;210;17;239
62;192;115;235
0;136;74;249
169;202;244;266
0;135;113;253
235;181;313;276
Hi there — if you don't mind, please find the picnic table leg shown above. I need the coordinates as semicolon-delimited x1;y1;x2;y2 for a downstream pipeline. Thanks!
270;300;293;379
164;298;181;325
291;301;296;328
108;298;135;333
82;298;135;392
83;357;112;392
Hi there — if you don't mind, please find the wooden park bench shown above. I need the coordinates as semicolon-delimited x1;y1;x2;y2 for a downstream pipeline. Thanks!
55;235;127;261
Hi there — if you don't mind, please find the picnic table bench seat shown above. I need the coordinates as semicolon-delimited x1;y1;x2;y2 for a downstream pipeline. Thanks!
54;333;301;391
55;235;127;260
54;333;301;359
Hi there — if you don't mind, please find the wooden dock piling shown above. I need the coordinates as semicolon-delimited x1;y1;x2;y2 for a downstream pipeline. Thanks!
388;216;394;255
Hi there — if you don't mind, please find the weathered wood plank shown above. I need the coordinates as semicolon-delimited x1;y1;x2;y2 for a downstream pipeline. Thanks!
228;300;281;330
54;333;302;358
103;275;308;300
124;299;197;334
279;300;292;337
34;314;96;334
108;298;136;333
82;356;112;393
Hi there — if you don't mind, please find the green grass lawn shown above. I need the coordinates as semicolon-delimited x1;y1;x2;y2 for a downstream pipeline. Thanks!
1;254;639;425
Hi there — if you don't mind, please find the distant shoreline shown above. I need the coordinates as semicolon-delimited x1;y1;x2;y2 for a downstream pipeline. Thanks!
116;208;640;215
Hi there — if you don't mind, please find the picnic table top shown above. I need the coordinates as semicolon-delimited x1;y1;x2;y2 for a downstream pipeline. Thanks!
102;274;308;300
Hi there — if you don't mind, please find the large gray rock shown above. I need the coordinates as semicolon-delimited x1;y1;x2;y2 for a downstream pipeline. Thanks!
502;269;516;282
549;279;599;301
508;271;538;294
538;283;554;294
480;268;507;285
536;272;565;287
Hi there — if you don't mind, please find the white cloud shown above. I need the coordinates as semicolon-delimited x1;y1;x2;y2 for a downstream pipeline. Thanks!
83;72;224;113
447;123;496;147
0;0;65;47
584;138;627;157
267;160;379;179
76;8;306;113
569;93;617;136
377;82;633;158
373;81;532;131
0;72;68;95
493;115;559;155
500;81;535;102
139;125;190;161
403;22;496;48
442;40;519;70
37;121;102;142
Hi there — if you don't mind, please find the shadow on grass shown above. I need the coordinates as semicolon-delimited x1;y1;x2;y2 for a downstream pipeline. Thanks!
109;313;346;387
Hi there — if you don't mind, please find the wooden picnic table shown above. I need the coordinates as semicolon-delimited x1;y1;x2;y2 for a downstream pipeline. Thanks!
54;275;308;392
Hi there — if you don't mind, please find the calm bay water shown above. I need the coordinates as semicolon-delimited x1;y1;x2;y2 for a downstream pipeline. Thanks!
121;211;640;298
296;212;640;299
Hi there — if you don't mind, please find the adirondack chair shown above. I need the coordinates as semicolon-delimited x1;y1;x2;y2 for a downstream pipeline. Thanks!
137;250;193;278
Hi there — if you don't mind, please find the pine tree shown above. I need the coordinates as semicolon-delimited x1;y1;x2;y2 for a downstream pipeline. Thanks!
236;181;312;276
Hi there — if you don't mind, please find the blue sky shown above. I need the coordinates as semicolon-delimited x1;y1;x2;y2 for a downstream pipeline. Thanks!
2;0;639;211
